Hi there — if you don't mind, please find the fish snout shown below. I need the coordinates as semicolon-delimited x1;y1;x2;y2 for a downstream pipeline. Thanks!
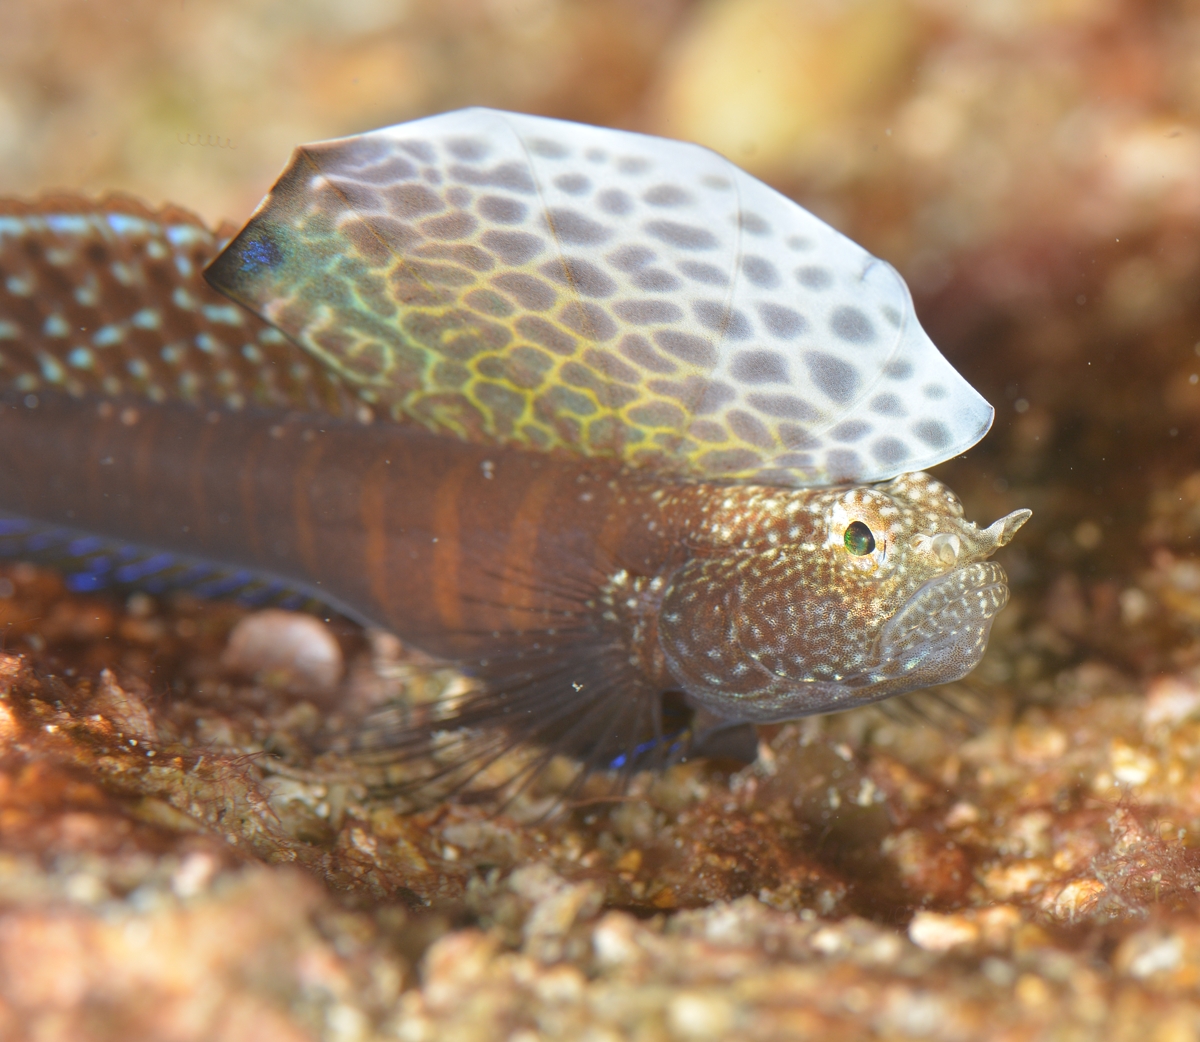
779;560;1014;712
983;508;1032;550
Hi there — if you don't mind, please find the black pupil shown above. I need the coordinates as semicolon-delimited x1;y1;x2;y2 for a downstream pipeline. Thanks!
844;520;876;556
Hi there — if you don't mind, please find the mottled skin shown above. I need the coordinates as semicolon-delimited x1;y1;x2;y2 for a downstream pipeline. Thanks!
646;473;1027;722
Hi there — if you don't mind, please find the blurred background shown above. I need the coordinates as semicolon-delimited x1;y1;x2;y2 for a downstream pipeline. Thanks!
7;0;1200;264
4;0;1198;270
6;0;1200;715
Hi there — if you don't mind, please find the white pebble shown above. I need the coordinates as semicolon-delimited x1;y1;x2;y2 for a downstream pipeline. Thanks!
221;609;343;695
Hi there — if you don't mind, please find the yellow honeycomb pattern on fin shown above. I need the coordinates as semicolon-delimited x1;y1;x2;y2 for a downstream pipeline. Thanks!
205;108;993;487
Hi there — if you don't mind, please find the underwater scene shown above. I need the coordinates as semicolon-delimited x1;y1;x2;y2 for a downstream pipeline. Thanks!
2;1;1200;1038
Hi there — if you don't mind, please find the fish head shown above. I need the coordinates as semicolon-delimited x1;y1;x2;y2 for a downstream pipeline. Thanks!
657;472;1030;722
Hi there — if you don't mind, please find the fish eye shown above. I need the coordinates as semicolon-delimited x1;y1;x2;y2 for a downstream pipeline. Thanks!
843;520;876;556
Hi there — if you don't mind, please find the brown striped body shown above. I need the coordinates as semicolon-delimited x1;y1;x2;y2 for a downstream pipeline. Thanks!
0;389;684;669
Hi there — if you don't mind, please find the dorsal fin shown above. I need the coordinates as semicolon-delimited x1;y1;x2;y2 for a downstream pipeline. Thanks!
0;194;354;417
205;107;993;486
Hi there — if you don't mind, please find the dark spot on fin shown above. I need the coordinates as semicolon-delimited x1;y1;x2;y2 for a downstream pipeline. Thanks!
204;221;286;303
237;236;283;273
204;140;342;313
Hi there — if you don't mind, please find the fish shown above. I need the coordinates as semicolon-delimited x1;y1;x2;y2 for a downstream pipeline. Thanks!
0;108;1029;792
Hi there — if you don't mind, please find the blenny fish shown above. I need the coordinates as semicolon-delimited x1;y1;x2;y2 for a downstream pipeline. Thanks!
0;108;1028;787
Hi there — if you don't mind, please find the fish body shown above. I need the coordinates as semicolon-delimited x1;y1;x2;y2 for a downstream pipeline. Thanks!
0;110;1029;781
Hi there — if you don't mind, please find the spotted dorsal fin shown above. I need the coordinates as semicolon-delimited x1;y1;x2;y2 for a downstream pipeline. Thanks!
0;193;355;416
206;107;993;486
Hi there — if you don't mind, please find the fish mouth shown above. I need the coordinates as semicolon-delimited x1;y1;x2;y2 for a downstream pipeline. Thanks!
697;561;1011;724
861;560;1011;696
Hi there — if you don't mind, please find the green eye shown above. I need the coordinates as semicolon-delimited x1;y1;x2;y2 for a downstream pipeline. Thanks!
844;520;876;556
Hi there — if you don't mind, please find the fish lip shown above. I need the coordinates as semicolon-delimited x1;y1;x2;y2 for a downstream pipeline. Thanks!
679;561;1012;725
734;563;1009;699
869;560;1010;677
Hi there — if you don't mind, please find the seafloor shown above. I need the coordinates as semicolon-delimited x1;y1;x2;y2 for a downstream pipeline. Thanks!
5;1;1200;1039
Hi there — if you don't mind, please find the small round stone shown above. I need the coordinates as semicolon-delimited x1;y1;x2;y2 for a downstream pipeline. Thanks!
221;609;344;695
